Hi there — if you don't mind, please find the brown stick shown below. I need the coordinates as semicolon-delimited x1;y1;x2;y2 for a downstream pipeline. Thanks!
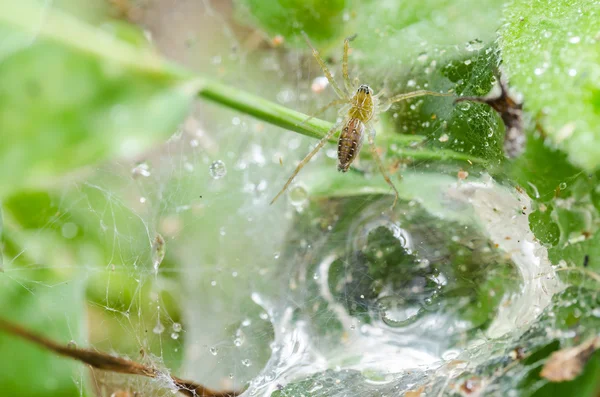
0;318;240;397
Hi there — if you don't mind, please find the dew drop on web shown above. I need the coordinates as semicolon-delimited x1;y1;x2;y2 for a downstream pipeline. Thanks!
209;160;227;179
288;184;308;207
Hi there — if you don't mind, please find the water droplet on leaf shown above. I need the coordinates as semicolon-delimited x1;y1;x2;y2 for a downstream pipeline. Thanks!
465;39;484;52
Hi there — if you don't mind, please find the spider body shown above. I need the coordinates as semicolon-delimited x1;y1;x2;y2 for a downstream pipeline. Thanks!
269;33;452;208
348;84;374;121
338;85;375;172
338;117;365;172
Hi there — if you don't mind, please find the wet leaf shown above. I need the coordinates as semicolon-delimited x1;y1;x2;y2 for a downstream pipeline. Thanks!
502;0;600;171
233;0;347;46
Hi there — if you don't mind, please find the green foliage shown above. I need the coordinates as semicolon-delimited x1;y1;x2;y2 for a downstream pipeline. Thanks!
0;1;196;197
502;0;600;171
234;0;347;46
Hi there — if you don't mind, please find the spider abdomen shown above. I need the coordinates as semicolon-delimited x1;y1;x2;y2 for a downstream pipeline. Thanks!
337;118;365;172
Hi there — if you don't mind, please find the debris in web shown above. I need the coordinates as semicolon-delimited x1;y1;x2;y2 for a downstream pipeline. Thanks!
0;318;241;397
540;336;600;382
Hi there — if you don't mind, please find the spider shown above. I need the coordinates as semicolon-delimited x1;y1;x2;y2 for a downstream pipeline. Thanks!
270;32;453;208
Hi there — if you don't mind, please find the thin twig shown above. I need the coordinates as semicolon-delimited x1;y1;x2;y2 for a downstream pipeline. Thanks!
0;318;240;397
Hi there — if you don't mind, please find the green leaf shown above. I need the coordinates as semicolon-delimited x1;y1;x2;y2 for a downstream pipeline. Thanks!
233;0;347;46
0;1;199;197
502;0;600;171
529;207;560;246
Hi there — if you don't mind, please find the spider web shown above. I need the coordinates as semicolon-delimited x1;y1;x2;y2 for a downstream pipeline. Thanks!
1;1;595;397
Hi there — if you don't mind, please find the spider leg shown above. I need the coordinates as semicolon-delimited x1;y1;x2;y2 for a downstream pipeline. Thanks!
270;120;343;205
366;123;400;209
342;34;357;94
301;32;347;100
297;99;349;128
380;90;454;112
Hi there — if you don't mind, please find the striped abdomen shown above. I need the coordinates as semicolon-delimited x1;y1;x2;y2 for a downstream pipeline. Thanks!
337;118;365;172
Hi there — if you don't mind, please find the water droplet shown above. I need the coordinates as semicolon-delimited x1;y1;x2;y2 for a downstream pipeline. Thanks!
153;322;165;334
465;39;484;52
209;346;219;355
559;182;567;190
211;280;217;287
229;373;234;379
132;162;152;178
172;323;182;332
241;359;252;367
171;332;179;340
569;36;581;44
288;184;308;206
67;340;77;349
406;79;416;87
463;59;472;66
209;160;227;179
242;319;251;327
459;102;471;110
259;312;269;320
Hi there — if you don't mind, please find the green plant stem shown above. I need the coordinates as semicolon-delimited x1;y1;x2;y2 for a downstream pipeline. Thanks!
4;0;483;164
198;80;424;146
196;81;487;164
